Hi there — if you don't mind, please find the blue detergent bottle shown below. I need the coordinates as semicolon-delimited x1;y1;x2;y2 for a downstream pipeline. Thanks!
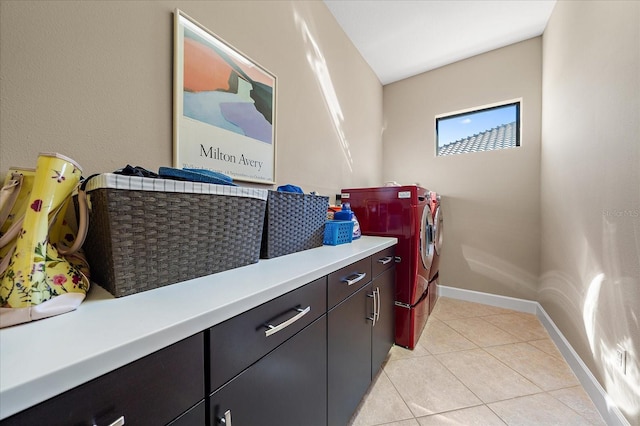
335;203;361;239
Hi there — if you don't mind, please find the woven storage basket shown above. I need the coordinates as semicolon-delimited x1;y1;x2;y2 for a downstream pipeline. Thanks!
260;191;329;259
81;174;267;297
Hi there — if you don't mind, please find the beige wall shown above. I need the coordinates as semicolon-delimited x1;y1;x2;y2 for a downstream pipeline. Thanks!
383;38;542;301
540;1;639;423
0;0;383;198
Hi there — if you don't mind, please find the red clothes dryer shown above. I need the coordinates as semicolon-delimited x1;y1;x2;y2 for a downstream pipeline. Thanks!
341;185;435;349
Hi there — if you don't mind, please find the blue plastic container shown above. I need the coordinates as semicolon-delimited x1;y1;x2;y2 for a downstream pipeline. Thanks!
323;220;354;245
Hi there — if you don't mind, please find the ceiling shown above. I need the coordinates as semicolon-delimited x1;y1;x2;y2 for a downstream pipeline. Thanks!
324;0;557;85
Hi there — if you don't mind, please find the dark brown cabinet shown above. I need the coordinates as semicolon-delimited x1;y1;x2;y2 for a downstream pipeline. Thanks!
328;282;374;426
209;317;327;426
327;249;396;426
209;277;327;392
207;277;327;426
1;245;396;426
371;266;395;376
370;245;397;378
2;333;205;426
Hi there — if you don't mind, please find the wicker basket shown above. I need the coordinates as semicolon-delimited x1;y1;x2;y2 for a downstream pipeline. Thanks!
260;191;329;259
81;174;268;297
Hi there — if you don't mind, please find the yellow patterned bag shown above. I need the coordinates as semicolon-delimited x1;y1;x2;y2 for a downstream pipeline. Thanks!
0;153;90;327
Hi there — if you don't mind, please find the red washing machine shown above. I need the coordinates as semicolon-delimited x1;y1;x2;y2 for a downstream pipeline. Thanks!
426;192;443;314
341;185;435;349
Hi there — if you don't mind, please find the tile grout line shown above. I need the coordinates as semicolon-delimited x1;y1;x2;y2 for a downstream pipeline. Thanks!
479;339;580;391
479;312;551;342
438;316;523;349
377;365;420;424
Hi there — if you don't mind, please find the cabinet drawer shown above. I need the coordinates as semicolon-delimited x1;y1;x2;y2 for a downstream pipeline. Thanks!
328;256;372;309
3;333;205;426
372;245;396;278
209;277;326;391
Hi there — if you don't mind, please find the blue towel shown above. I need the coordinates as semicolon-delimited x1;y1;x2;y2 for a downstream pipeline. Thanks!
277;184;304;193
183;168;233;183
158;167;237;186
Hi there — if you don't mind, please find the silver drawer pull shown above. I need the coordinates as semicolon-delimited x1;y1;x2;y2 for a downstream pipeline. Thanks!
342;272;366;286
377;256;393;265
219;409;232;425
375;287;381;322
94;416;124;426
265;306;311;337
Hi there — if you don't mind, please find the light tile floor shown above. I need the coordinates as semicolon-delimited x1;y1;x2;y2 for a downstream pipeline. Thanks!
349;297;606;426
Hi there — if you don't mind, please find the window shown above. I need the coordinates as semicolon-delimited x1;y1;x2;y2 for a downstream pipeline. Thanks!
435;100;521;156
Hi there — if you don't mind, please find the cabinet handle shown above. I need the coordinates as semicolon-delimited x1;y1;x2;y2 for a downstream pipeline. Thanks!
342;272;366;286
264;306;310;337
367;291;377;326
219;409;232;425
377;256;393;265
93;416;125;426
375;287;381;323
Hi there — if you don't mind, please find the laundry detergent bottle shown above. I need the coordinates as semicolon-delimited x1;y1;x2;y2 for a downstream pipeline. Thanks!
335;203;361;239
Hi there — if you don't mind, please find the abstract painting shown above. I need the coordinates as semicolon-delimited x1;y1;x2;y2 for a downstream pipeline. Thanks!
174;10;276;184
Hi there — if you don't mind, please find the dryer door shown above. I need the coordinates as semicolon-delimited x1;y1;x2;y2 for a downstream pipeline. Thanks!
433;205;443;255
420;204;434;271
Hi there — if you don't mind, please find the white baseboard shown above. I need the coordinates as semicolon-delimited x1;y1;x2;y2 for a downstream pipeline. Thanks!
438;285;630;426
438;285;538;314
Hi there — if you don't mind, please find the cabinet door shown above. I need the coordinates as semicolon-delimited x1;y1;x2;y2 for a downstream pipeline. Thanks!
209;316;327;426
371;266;396;377
167;401;205;426
328;283;373;426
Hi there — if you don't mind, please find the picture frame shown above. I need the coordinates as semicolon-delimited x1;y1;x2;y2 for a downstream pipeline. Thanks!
173;9;277;184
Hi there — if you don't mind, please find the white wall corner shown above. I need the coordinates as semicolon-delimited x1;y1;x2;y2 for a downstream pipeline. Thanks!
437;285;630;426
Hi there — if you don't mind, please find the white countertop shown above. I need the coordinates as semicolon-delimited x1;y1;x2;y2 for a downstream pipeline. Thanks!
0;236;396;420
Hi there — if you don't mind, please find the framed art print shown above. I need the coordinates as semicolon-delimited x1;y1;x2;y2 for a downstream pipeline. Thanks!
173;9;276;184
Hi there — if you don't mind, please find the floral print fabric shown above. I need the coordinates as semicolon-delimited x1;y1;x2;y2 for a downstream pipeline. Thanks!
0;153;90;311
